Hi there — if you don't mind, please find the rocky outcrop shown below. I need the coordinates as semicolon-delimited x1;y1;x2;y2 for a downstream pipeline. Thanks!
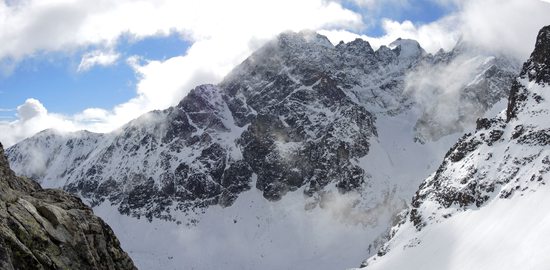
0;143;136;270
507;25;550;121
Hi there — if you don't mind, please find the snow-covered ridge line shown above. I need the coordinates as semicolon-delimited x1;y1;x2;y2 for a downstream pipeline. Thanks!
362;25;550;270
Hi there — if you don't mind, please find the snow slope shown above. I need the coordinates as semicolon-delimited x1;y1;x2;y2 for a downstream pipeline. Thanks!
362;185;550;270
94;185;399;270
361;25;550;270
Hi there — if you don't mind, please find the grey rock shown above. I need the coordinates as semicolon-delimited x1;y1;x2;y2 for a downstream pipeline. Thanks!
0;143;137;270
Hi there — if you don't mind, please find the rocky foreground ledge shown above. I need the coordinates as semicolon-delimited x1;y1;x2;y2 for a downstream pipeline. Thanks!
0;143;136;270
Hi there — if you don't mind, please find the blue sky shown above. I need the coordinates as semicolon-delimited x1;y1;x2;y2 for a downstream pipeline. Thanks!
0;34;189;117
0;0;452;120
343;0;455;36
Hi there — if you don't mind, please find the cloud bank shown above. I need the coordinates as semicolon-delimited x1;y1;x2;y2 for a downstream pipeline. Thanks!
0;99;79;146
322;0;550;59
0;0;362;146
0;0;549;146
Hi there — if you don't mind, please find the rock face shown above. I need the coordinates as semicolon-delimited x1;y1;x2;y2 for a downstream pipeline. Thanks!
221;32;379;200
0;143;136;270
5;31;518;222
507;25;550;120
362;25;550;269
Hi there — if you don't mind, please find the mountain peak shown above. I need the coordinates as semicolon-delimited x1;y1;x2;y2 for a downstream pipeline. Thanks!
336;38;374;55
520;25;550;84
507;25;550;121
277;30;333;49
389;38;426;59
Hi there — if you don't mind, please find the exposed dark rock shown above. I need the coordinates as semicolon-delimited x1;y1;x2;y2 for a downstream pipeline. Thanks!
522;25;550;84
517;129;550;145
0;143;136;270
445;134;483;163
476;118;496;130
507;25;550;121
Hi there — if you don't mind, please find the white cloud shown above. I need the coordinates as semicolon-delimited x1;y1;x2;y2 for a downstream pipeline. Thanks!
320;16;460;53
0;0;362;62
16;98;47;122
0;99;80;146
0;0;363;146
73;108;111;123
77;50;120;72
351;0;410;9
458;0;550;60
1;0;549;147
323;0;550;60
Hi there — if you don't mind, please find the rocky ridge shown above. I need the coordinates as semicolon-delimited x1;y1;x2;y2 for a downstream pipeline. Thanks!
0;143;136;270
362;25;550;268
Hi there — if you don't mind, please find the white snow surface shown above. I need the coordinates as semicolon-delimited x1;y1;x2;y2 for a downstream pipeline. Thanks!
360;78;550;270
389;38;426;60
360;108;461;200
94;185;397;270
361;185;550;270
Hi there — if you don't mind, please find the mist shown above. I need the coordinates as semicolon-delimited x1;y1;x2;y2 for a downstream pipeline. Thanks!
94;183;405;270
405;49;519;141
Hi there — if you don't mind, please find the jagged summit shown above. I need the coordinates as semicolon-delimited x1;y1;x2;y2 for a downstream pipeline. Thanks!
221;31;437;121
389;38;426;60
507;25;550;121
521;25;550;84
277;30;334;49
336;38;375;56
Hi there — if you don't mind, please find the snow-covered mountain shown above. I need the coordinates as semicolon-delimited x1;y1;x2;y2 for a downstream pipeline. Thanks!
361;25;550;270
5;31;519;269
